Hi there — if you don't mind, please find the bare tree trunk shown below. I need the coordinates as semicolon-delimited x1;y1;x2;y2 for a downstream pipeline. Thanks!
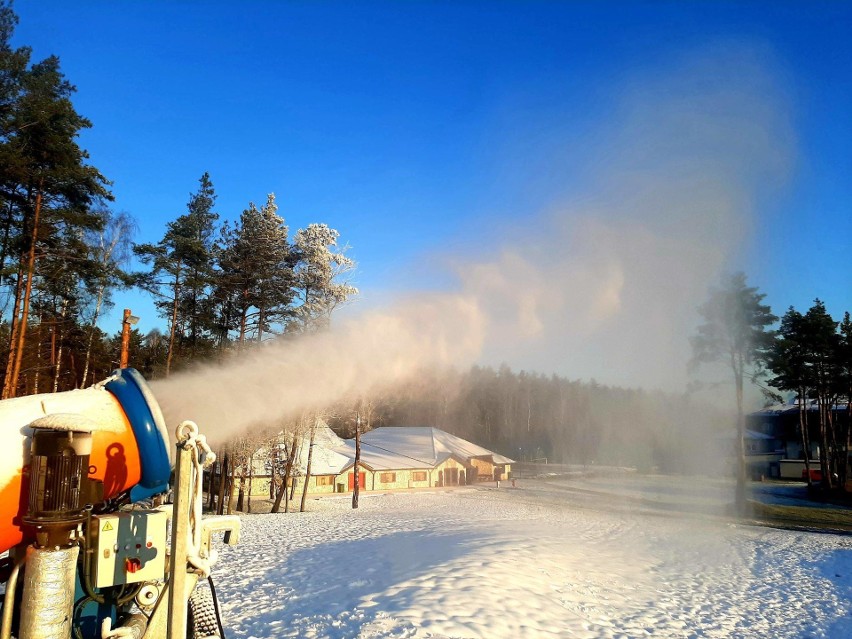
284;432;299;513
8;187;44;398
353;414;361;509
216;454;229;515
236;466;245;512
300;421;316;512
238;308;247;349
247;452;254;514
270;436;291;514
69;352;78;389
271;476;285;513
288;465;298;502
732;351;747;514
207;465;216;510
52;298;69;392
227;459;236;515
800;390;812;487
2;263;25;399
844;399;852;490
82;284;106;386
165;262;181;377
33;315;42;395
827;402;839;488
818;395;830;488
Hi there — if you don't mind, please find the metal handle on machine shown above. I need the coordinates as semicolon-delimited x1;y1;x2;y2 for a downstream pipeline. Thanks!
166;421;216;639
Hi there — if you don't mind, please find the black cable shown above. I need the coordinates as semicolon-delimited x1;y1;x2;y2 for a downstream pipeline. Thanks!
207;575;227;639
72;594;94;639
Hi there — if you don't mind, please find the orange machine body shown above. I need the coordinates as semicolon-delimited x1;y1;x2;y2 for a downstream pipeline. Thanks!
0;370;168;554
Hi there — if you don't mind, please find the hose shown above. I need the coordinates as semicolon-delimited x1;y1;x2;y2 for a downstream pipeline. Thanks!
207;575;227;639
79;507;105;605
0;552;25;639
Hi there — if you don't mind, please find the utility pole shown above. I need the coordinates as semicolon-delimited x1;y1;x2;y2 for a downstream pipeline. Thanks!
119;309;139;369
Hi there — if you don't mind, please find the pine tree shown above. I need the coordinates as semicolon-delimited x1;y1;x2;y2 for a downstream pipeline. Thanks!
768;308;814;485
134;173;217;375
0;8;111;396
215;193;293;347
801;301;841;488
690;272;776;511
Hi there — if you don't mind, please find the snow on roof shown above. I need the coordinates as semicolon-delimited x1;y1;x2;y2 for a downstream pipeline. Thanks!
745;429;777;441
750;401;849;416
359;427;515;467
337;439;432;471
295;424;351;475
430;428;515;465
282;426;517;475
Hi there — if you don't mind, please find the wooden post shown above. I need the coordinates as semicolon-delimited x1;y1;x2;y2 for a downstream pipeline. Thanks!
167;439;192;639
120;308;132;369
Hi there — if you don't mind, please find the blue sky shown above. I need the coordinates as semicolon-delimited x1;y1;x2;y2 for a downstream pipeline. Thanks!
12;1;852;342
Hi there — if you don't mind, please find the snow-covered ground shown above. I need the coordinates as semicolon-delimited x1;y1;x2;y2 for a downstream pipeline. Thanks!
213;481;852;638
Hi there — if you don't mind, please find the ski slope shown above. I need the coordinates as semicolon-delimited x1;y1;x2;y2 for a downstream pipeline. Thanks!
213;482;852;638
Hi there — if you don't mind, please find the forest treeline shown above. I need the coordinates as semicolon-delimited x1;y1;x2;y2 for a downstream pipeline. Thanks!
325;365;728;473
218;367;732;515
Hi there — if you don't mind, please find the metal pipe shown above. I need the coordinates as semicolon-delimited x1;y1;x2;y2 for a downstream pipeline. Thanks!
166;440;193;639
19;545;79;639
0;553;25;639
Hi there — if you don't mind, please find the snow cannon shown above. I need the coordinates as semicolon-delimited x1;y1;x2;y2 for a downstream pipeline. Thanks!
0;368;171;555
0;368;240;639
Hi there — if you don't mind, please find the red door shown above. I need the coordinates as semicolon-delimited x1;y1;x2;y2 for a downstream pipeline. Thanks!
348;472;366;490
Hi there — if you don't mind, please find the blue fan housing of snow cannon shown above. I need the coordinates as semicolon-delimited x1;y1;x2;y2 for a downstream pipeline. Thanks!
106;368;172;501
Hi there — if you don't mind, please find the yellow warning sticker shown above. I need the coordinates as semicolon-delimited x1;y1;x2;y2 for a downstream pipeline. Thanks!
102;521;114;532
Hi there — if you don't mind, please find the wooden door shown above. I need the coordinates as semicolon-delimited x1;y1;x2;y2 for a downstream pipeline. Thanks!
348;472;366;490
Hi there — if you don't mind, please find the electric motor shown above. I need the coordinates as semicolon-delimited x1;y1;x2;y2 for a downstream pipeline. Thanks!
23;428;92;547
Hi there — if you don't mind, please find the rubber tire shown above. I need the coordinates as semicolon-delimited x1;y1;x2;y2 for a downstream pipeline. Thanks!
187;585;220;639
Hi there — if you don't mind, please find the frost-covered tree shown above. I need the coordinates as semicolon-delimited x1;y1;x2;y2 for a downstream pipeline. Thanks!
216;193;293;346
291;223;357;332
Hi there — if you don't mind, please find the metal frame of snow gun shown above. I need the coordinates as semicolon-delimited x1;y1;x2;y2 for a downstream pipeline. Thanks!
0;369;239;639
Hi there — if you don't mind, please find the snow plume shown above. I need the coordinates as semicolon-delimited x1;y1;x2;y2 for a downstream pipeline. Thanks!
152;45;793;441
455;43;794;389
151;294;486;443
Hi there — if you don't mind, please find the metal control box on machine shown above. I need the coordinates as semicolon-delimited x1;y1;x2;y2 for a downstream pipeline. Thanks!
90;509;169;588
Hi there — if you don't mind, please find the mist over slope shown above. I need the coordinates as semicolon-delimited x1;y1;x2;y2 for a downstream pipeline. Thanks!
153;45;793;443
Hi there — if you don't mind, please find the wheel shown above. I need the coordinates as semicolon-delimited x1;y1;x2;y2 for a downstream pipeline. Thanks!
187;585;220;639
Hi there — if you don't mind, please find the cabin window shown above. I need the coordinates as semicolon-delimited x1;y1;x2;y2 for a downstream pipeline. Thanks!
380;472;396;483
316;476;333;486
413;471;427;482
